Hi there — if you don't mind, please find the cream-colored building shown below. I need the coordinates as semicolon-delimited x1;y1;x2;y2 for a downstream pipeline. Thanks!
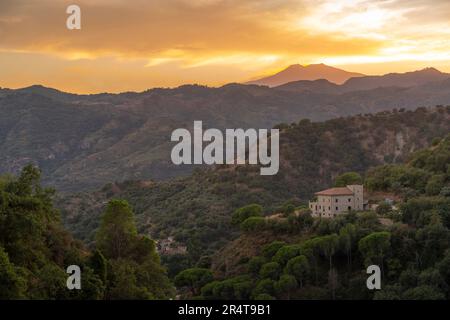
309;185;364;218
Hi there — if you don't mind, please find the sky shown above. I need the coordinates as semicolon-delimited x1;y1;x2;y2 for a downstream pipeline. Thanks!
1;0;450;93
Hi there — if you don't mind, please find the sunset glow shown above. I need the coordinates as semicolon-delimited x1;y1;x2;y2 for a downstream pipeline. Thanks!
1;0;450;93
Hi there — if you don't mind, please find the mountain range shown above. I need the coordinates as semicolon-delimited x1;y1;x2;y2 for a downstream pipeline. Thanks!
246;63;365;86
1;66;450;192
250;64;450;93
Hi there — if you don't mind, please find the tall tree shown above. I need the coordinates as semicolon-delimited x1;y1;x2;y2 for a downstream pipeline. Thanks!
334;172;362;187
275;274;297;299
96;199;137;260
231;204;263;225
339;224;357;273
0;165;88;299
0;246;26;299
174;268;213;296
318;234;339;272
96;199;174;299
358;231;391;278
285;255;310;288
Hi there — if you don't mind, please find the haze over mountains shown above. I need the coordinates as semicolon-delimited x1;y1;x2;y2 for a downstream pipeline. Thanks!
274;68;450;93
1;65;450;191
246;64;365;87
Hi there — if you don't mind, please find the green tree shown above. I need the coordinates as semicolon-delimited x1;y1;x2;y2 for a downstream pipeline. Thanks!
339;224;356;273
275;274;297;299
174;268;213;296
261;241;286;260
415;222;450;268
231;204;263;225
0;165;92;299
425;175;445;196
254;293;275;300
240;217;266;233
96;199;174;299
89;250;107;283
252;279;275;297
334;172;362;187
437;250;450;287
96;199;137;260
373;285;401;300
440;186;450;197
29;263;69;299
272;245;302;266
376;202;392;215
0;246;26;299
201;281;220;300
285;255;310;288
399;268;419;289
248;256;266;275
418;268;447;293
358;231;391;278
317;234;339;299
75;267;105;300
281;204;296;217
106;259;152;299
318;234;339;272
402;285;445;300
259;262;281;280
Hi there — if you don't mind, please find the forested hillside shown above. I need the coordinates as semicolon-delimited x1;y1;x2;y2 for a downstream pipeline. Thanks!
2;108;449;299
0;166;173;299
174;136;450;300
1;69;450;192
58;106;450;272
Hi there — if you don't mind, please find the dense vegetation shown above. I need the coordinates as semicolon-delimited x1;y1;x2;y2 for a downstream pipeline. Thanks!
0;166;173;299
1;103;449;299
173;137;450;299
59;106;450;273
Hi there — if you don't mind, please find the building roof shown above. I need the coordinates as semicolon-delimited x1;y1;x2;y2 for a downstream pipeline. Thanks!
315;187;354;196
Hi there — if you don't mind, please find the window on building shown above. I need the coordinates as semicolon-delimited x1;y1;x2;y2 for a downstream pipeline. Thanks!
348;198;351;202
348;206;351;210
335;199;338;203
336;207;338;210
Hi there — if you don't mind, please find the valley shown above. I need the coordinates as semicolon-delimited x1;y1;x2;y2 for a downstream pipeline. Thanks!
57;106;450;267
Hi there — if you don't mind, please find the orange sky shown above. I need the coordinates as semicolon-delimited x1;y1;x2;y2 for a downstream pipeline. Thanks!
1;0;450;93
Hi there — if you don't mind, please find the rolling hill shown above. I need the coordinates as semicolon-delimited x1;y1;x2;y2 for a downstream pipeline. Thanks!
342;67;450;92
57;106;450;260
1;67;450;192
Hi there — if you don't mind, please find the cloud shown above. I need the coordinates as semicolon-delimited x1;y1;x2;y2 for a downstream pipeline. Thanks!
0;0;384;59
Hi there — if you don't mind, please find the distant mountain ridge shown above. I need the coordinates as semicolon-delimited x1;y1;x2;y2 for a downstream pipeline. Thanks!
341;67;450;91
1;67;450;191
275;79;342;94
246;63;365;87
274;67;450;94
58;106;450;250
